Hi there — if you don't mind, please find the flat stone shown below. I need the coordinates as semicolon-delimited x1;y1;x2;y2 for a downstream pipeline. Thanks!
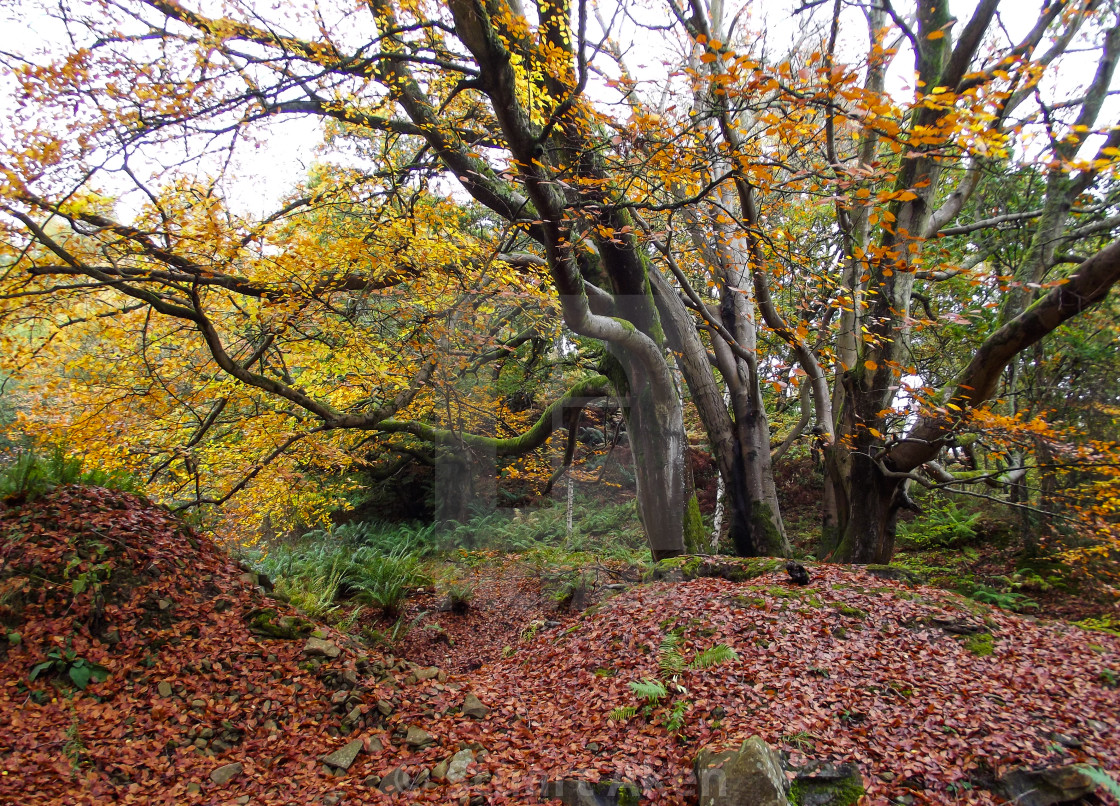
157;681;173;698
209;762;244;786
542;778;639;806
376;699;394;716
695;736;789;806
319;738;364;771
186;782;201;795
405;726;434;748
303;637;341;659
461;693;489;719
999;764;1097;806
379;767;411;794
790;761;865;806
446;749;475;783
415;666;441;681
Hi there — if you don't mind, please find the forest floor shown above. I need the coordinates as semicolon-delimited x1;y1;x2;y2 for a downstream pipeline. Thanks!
1;485;1119;805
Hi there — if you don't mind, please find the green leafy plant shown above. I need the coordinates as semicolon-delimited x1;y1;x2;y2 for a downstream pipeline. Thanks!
439;578;475;613
1076;615;1120;637
897;497;982;549
30;644;109;690
609;630;738;736
967;585;1040;612
352;546;426;616
0;444;141;504
63;704;86;775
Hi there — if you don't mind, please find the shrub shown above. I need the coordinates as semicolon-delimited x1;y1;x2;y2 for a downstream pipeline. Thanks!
897;497;983;549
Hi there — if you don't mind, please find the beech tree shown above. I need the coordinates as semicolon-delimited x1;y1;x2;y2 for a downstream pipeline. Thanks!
2;0;1120;561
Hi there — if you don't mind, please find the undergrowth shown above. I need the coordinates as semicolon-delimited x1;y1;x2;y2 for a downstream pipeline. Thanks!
246;496;648;627
0;444;140;505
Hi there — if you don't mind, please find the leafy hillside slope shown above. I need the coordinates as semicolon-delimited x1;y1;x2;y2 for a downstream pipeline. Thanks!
1;487;1117;804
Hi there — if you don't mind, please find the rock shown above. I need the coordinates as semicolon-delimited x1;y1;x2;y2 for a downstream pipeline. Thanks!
432;759;450;780
414;768;431;787
1050;732;1083;749
695;736;789;806
330;690;349;705
209;762;244;786
789;761;865;806
379;767;411;794
405;726;434;748
446;749;475;783
319;738;364;771
186;782;201;795
235;797;251;805
415;666;440;681
303;637;341;659
462;693;489;719
362;774;382;788
376;699;394;716
998;764;1098;806
157;681;173;698
542;777;640;806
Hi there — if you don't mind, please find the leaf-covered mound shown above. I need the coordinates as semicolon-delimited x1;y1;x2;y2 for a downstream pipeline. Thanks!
1;487;1118;806
0;486;476;805
416;565;1120;805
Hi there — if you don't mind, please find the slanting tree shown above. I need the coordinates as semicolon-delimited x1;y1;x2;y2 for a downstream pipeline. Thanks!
0;0;698;557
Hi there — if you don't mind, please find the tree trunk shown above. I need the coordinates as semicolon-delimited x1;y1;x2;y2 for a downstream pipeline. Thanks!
618;352;688;561
832;451;902;563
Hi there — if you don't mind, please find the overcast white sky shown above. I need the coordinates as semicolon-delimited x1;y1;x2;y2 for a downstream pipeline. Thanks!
2;0;1115;220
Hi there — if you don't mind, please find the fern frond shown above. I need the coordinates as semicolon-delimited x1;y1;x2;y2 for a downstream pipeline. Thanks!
609;706;638;722
659;634;685;676
629;677;668;704
688;644;739;670
665;699;689;734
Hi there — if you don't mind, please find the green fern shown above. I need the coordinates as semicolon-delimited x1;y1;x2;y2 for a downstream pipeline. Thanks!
658;634;685;676
628;677;668;704
665;699;689;734
689;644;739;670
608;705;638;722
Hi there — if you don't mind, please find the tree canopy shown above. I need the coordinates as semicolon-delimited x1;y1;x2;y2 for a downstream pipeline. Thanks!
2;0;1119;563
